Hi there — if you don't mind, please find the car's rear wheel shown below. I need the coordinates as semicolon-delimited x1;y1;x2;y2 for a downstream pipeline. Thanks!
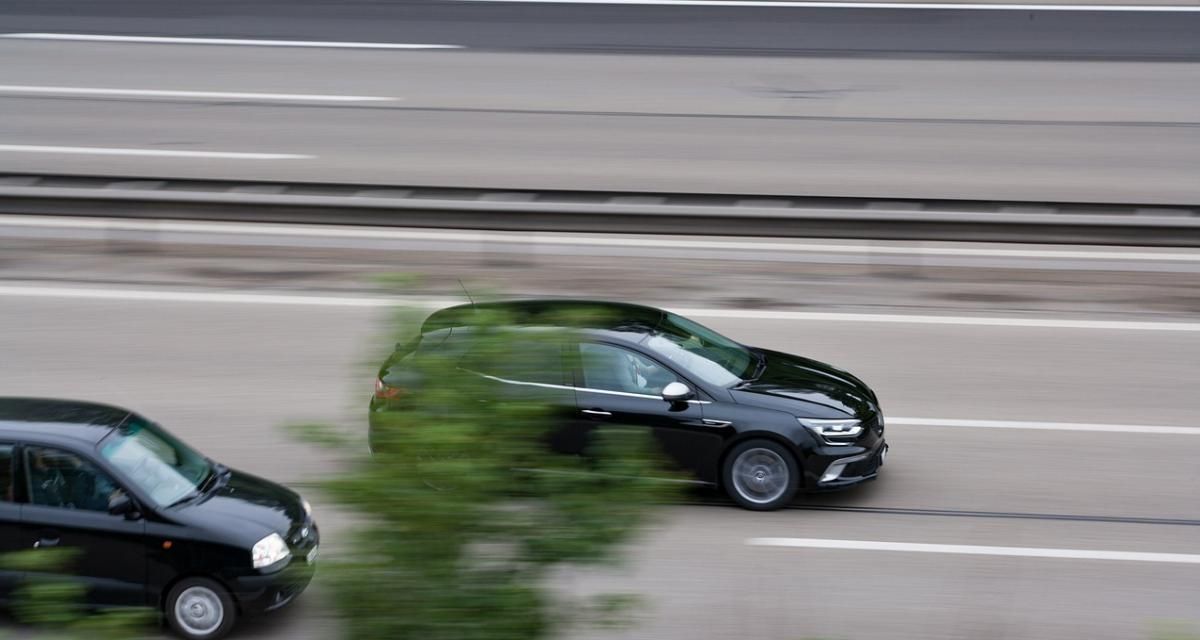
723;439;800;511
166;577;237;640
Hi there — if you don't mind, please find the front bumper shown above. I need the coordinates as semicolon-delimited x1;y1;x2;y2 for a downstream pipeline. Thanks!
806;439;888;492
234;523;320;615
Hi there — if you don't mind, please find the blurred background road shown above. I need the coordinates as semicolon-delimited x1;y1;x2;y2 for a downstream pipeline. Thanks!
5;0;1200;57
2;1;1200;202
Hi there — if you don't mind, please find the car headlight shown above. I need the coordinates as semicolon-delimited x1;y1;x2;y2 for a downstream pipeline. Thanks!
799;418;864;446
252;533;291;569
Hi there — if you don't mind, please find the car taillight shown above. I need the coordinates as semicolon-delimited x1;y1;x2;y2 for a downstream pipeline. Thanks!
374;378;405;400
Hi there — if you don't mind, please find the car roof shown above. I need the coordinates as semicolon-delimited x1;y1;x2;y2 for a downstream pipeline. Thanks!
421;299;667;339
0;397;131;444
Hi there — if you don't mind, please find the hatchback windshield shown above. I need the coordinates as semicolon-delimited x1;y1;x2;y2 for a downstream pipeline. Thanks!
644;313;756;387
99;417;212;506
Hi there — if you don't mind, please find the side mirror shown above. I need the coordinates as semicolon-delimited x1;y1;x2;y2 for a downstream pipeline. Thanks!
108;494;140;519
661;382;694;402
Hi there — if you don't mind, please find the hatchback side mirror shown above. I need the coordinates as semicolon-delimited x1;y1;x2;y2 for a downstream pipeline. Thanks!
109;494;140;520
661;382;694;402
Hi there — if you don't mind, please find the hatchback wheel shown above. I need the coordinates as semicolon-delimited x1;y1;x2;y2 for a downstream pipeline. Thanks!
723;439;800;511
166;577;236;640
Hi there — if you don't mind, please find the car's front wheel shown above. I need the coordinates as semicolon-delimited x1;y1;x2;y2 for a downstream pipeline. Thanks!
166;577;237;640
722;439;800;511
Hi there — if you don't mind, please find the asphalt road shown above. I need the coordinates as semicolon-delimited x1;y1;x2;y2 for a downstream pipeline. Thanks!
2;40;1199;203
2;2;1199;630
1;233;1198;639
4;0;1200;59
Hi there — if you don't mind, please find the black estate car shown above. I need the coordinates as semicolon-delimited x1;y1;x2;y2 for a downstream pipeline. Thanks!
0;398;318;640
370;300;888;511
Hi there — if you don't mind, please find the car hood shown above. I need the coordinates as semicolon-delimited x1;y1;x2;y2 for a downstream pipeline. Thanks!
171;468;303;545
731;348;877;419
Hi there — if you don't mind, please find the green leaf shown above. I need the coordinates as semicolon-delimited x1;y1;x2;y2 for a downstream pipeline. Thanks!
299;298;677;639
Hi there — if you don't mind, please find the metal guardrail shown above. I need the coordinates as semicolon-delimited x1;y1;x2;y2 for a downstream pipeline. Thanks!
1;173;1199;246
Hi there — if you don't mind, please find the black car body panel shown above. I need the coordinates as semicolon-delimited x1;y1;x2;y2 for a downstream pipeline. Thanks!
734;348;877;420
370;300;889;504
171;470;305;548
0;398;317;623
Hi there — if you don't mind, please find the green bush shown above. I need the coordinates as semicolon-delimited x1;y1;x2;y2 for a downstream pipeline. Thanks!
1150;621;1200;640
0;548;153;639
300;302;676;640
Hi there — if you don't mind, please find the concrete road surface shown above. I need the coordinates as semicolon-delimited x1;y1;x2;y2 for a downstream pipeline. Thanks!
0;230;1198;639
2;40;1199;203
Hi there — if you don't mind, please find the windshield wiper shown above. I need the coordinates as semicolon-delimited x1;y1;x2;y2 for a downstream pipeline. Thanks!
165;490;202;509
167;463;226;509
199;462;230;492
185;462;225;496
746;351;767;382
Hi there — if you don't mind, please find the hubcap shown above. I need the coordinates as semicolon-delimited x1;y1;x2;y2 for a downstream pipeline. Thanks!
731;447;789;505
175;586;224;636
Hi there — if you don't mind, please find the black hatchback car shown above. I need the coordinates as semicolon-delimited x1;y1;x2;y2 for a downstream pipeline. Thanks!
0;398;318;640
370;300;888;511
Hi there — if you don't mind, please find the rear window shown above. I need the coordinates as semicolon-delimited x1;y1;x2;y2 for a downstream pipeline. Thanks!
416;328;473;359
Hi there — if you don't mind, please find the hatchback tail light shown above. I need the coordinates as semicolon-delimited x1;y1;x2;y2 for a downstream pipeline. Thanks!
374;378;406;400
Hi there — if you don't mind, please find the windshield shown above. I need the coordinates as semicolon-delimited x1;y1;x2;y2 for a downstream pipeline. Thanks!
643;313;756;387
99;417;212;507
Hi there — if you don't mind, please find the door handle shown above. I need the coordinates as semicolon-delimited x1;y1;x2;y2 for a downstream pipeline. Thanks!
581;409;612;417
34;537;60;549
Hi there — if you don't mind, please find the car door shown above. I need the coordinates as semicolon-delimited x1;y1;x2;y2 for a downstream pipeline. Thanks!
18;444;149;607
464;334;581;452
571;341;724;481
0;443;23;597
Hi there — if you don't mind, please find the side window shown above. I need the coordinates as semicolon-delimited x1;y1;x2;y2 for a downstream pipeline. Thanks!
579;343;678;396
0;444;14;502
469;336;565;386
24;446;123;513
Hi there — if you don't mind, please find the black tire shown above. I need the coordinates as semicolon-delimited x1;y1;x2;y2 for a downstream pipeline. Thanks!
165;577;237;640
722;439;800;511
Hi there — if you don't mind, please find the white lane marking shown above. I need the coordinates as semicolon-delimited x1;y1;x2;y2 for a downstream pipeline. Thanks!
0;286;385;307
0;33;464;49
747;538;1200;564
672;307;1200;332
890;417;1199;435
0;85;395;102
0;216;1196;263
2;285;1200;332
0;145;309;160
7;281;1196;434
455;0;1200;11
